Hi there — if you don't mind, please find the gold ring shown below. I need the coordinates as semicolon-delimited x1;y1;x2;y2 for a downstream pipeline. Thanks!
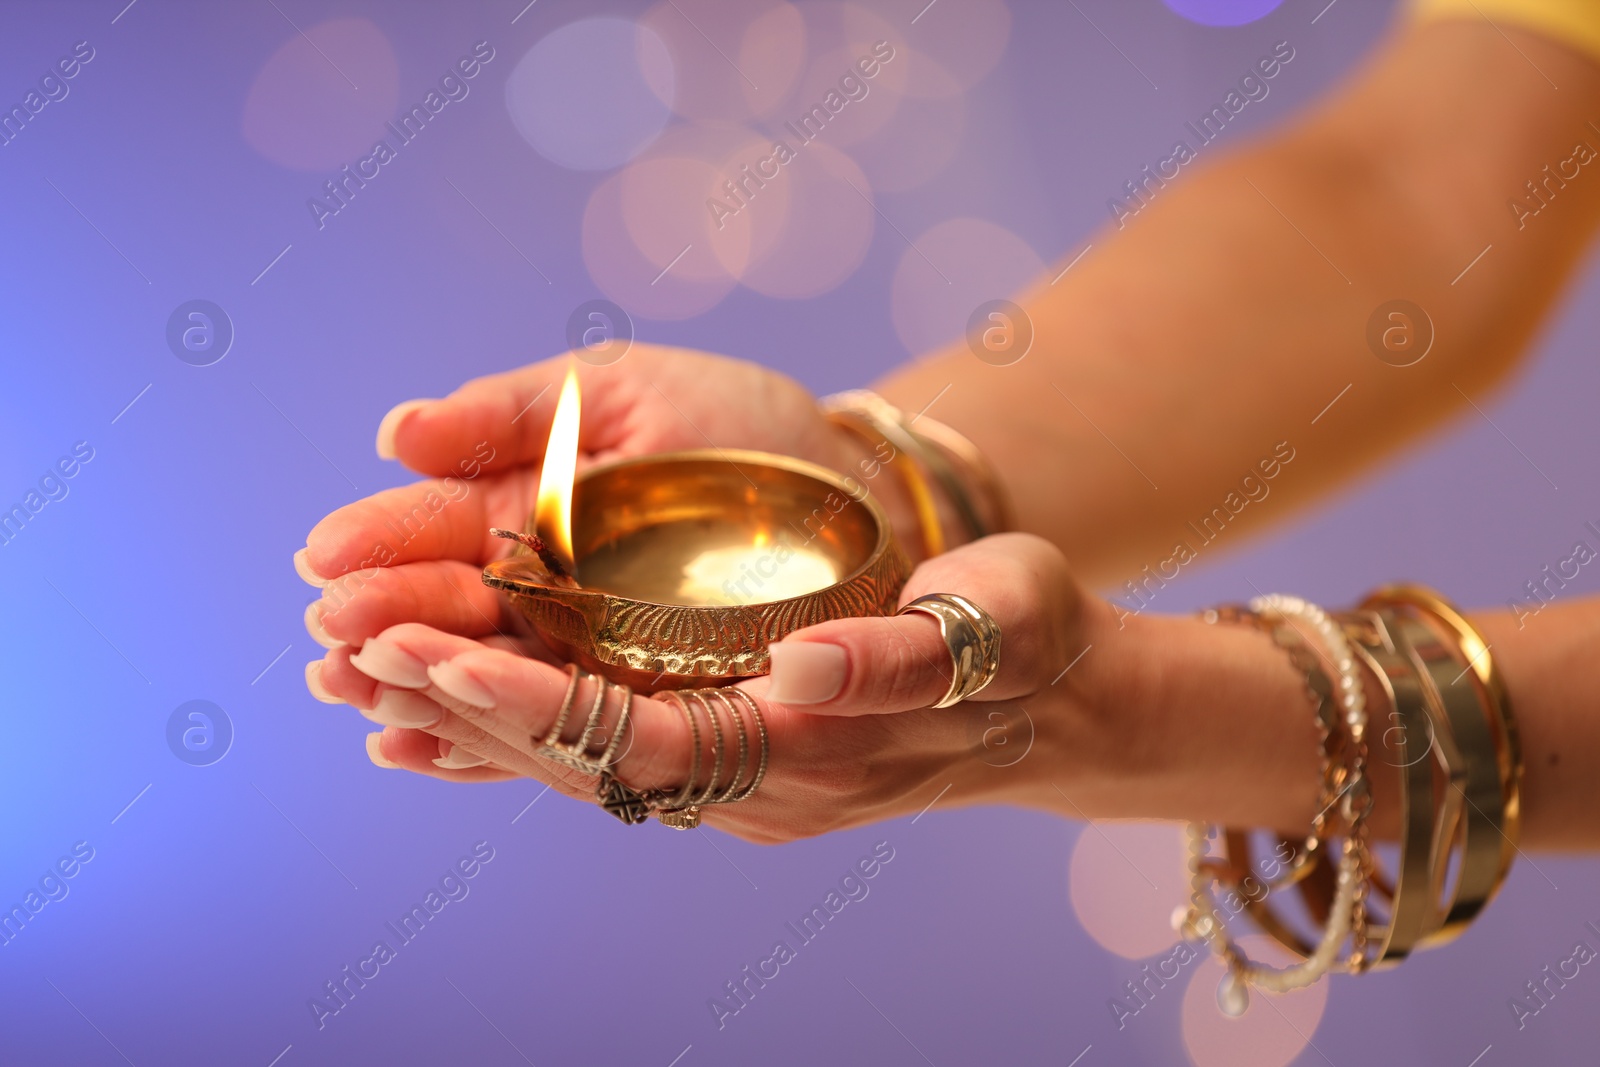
898;593;1002;708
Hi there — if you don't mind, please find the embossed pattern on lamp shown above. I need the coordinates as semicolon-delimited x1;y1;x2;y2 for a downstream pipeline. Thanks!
482;370;910;691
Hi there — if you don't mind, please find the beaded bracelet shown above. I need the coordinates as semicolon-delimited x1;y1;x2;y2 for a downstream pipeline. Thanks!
1184;595;1373;1014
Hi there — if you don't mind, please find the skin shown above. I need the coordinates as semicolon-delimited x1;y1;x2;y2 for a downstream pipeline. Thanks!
304;20;1600;850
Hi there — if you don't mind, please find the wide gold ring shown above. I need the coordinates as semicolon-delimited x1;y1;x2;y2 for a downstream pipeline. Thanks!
898;593;1002;708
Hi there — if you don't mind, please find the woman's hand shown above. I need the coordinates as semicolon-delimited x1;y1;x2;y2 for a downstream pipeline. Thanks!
298;346;899;704
332;534;1125;842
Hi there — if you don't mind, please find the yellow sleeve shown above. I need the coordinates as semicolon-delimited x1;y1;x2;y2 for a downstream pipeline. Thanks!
1410;0;1600;64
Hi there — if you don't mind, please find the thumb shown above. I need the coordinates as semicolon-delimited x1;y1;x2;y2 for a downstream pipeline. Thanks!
759;533;1076;715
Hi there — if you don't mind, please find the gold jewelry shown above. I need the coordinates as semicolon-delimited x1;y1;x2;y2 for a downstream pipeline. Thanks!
1365;584;1523;921
1367;597;1510;945
823;397;946;558
1330;609;1445;969
907;413;1016;535
1187;595;1373;1014
1194;605;1337;958
898;593;1002;708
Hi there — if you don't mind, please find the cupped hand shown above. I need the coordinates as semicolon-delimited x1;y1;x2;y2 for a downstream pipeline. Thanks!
298;345;875;705
330;534;1119;843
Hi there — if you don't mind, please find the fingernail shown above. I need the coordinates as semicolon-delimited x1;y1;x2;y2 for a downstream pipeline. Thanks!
428;660;497;709
375;398;434;460
294;547;328;588
767;641;847;704
434;743;490;769
304;601;345;650
365;732;401;769
349;639;431;688
305;661;342;704
364;689;441;728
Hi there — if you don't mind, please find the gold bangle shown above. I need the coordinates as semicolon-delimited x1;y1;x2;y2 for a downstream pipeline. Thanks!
1369;601;1511;946
1366;584;1523;904
823;401;946;558
906;414;1016;535
1329;609;1446;969
823;389;1012;550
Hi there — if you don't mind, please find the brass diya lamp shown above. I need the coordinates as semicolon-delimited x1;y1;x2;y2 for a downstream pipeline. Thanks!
482;367;910;691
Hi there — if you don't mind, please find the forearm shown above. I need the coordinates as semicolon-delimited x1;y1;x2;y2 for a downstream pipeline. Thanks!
873;21;1600;589
1472;599;1600;851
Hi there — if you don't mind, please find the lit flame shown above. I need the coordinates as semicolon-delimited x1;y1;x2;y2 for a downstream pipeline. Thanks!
534;364;580;573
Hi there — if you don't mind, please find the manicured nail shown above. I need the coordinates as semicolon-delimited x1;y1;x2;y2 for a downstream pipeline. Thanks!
434;743;490;769
293;547;328;588
375;398;434;460
349;639;430;689
365;732;401;769
766;641;848;704
428;660;497;709
304;601;345;649
305;661;342;704
364;689;442;728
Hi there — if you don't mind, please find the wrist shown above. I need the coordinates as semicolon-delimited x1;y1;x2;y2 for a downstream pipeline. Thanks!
1037;601;1328;832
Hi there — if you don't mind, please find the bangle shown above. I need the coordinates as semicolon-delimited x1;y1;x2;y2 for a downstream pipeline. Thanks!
1326;608;1445;969
822;390;1013;551
1178;584;1522;1015
1363;590;1518;943
906;414;1016;535
822;395;947;558
1364;584;1523;914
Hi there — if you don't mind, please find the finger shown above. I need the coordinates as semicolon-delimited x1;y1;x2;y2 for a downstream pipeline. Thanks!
364;727;519;783
378;356;652;478
764;533;1074;715
312;646;375;708
354;624;695;793
310;560;523;648
303;474;528;580
359;680;600;796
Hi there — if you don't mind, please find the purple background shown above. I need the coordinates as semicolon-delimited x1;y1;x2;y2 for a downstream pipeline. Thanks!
2;1;1597;1064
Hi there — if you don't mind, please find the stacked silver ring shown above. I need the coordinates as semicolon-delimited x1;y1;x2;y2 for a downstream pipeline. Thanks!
533;667;769;829
646;688;769;830
536;664;635;776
